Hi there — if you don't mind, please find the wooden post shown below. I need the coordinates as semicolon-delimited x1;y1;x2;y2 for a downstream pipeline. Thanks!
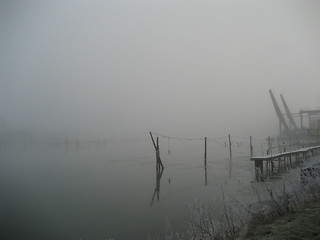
228;134;232;159
150;132;164;171
204;137;207;164
156;137;160;171
204;137;207;186
250;136;253;157
150;132;158;169
150;164;164;206
158;146;164;171
149;132;157;150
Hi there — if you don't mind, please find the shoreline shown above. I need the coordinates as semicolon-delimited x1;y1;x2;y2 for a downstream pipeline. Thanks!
242;155;320;240
244;200;320;240
189;154;320;240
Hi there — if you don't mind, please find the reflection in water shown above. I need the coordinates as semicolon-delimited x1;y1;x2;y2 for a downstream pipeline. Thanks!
204;155;208;186
150;167;164;206
229;135;232;179
204;165;208;186
229;156;232;179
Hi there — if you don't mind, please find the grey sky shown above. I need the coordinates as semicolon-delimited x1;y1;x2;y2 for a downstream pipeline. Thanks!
1;0;320;139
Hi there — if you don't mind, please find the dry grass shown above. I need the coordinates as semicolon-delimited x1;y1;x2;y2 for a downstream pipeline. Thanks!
188;163;320;240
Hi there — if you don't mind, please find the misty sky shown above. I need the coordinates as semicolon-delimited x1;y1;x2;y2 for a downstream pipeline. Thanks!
1;0;320;139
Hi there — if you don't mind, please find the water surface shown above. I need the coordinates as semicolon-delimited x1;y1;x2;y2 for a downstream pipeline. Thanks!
0;137;273;239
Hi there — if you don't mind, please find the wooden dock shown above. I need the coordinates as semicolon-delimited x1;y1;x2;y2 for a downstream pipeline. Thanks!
251;145;320;181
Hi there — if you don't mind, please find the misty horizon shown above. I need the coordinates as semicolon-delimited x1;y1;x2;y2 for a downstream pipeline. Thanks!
2;1;320;239
1;0;320;140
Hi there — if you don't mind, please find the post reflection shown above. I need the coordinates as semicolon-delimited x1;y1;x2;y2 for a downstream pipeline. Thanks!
204;165;208;186
150;167;164;206
229;155;233;179
204;155;208;186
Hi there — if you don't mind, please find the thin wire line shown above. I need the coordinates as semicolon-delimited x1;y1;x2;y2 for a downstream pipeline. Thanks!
150;131;270;143
150;132;205;141
150;132;229;141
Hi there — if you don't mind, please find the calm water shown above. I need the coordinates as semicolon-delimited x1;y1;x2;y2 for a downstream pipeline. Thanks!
0;137;267;239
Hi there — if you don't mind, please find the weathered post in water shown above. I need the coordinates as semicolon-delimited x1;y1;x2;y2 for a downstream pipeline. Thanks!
156;137;160;171
250;135;253;157
149;132;164;171
228;134;232;159
204;137;207;164
204;137;207;186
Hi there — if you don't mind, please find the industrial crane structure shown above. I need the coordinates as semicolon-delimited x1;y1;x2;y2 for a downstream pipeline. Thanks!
280;93;298;130
269;90;320;137
269;90;290;135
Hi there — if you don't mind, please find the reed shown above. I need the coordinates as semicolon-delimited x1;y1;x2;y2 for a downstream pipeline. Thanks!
188;162;320;240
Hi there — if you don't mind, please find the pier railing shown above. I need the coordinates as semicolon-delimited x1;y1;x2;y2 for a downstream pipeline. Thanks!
251;145;320;181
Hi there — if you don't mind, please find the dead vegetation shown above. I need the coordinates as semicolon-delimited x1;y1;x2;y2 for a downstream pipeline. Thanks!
187;164;320;240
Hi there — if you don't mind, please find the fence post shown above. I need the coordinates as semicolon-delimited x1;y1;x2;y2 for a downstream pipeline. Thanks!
204;137;207;186
204;137;207;164
150;132;161;170
250;135;253;157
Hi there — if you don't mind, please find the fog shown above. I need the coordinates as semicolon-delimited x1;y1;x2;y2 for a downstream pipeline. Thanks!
1;0;320;140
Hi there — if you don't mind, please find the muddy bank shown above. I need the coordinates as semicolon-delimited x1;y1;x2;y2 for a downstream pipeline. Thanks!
244;201;320;240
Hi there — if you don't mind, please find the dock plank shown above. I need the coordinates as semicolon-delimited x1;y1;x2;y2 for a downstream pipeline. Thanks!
251;145;320;161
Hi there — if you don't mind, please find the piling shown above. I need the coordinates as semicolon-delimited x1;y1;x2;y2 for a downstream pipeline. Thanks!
251;145;320;181
204;137;207;165
250;135;253;156
204;137;207;186
149;132;164;171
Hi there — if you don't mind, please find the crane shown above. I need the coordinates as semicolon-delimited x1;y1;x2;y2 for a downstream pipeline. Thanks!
269;90;290;133
280;94;298;130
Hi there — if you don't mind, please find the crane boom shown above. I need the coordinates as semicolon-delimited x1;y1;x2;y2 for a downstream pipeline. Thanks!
280;94;298;130
269;90;290;132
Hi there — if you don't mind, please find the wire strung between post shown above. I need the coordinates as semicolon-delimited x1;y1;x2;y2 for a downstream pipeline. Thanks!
150;131;228;142
150;132;205;141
